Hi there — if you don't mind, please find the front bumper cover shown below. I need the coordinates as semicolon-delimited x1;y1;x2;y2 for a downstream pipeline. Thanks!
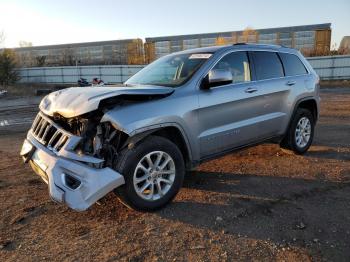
21;133;125;211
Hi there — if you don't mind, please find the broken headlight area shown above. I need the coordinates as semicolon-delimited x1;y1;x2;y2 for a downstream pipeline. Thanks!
77;121;128;168
51;113;128;168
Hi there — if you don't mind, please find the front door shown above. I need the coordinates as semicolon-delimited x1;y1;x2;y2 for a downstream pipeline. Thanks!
197;51;265;157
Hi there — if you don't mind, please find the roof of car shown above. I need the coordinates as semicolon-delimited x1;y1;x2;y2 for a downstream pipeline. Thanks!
177;43;297;55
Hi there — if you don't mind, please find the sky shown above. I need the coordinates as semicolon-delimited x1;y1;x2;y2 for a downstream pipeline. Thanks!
0;0;349;48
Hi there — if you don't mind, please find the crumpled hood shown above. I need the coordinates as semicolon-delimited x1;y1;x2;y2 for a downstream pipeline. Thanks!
39;85;174;118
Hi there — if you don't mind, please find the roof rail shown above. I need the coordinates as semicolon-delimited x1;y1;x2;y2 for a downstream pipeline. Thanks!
232;43;285;48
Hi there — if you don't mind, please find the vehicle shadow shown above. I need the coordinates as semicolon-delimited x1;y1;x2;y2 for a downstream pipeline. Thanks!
314;122;350;148
305;147;350;161
308;121;350;161
156;170;350;259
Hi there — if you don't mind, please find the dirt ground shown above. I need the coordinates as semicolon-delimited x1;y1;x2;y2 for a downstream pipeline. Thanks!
0;87;349;262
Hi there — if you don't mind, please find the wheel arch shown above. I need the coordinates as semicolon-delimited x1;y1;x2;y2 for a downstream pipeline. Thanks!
296;98;318;122
122;124;194;170
282;96;318;142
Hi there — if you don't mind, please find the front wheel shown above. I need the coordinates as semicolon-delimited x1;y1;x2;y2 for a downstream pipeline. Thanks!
280;108;315;154
114;136;185;211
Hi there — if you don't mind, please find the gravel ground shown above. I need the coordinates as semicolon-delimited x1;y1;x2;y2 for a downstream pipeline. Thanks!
0;87;349;262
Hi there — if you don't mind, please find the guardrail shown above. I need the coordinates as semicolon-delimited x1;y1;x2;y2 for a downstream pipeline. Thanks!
17;55;350;84
307;55;350;80
17;65;144;84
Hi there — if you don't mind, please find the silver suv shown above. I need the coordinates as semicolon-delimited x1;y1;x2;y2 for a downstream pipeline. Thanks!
21;44;320;211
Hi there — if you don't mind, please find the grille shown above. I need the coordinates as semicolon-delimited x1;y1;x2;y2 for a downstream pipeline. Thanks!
31;113;70;153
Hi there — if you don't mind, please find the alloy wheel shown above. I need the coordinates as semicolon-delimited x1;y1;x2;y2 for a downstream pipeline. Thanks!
133;151;176;201
295;116;311;148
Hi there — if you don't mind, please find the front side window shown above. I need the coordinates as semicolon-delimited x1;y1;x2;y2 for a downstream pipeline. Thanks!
125;53;211;87
212;51;251;84
251;51;284;80
279;53;308;76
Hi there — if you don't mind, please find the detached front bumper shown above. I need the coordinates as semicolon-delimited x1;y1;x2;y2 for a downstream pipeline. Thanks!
21;132;125;211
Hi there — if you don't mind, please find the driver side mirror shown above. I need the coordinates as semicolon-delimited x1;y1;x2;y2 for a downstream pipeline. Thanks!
201;69;233;89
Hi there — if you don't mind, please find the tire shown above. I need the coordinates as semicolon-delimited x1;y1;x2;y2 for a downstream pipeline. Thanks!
280;108;315;155
114;135;185;211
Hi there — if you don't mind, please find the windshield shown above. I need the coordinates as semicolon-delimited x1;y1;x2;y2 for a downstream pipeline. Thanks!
125;53;212;87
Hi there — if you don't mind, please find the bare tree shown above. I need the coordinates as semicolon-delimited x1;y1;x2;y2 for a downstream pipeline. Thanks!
127;39;145;64
0;49;20;86
231;32;238;44
0;30;5;48
215;37;227;46
301;42;348;57
19;40;33;47
242;27;257;43
61;48;76;66
338;47;350;55
36;56;46;67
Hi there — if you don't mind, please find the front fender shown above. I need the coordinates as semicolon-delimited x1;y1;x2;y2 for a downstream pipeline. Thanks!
101;111;195;163
101;112;187;136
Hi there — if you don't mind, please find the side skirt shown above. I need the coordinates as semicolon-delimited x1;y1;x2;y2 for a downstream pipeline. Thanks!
190;135;284;168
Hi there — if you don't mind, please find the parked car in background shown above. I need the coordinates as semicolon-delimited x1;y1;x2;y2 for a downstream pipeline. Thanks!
21;44;320;212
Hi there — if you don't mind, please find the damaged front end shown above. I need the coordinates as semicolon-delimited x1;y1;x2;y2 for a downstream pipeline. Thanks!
21;85;174;211
53;111;129;168
21;111;128;211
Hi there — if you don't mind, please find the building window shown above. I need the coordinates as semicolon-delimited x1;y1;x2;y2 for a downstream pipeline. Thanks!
258;33;277;44
170;40;182;52
155;41;170;58
200;38;216;47
183;39;199;50
279;32;292;47
294;31;315;50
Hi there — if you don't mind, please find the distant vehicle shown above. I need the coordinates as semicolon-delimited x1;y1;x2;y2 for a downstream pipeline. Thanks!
92;78;104;86
21;44;320;212
77;77;105;87
77;78;89;87
0;90;8;97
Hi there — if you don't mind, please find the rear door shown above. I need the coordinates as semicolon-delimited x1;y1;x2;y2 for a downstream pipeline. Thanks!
278;52;311;132
248;51;291;138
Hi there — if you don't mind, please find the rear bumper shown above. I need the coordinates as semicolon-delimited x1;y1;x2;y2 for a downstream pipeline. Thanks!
21;133;125;211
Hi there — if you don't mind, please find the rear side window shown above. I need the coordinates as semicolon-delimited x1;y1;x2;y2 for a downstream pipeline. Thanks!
213;51;251;84
251;51;284;80
279;53;308;76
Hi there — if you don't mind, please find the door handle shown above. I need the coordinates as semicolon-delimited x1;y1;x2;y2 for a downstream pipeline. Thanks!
245;87;258;93
286;80;296;86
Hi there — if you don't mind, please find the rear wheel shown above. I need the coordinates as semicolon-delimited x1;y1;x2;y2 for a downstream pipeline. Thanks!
114;135;185;211
280;108;315;154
